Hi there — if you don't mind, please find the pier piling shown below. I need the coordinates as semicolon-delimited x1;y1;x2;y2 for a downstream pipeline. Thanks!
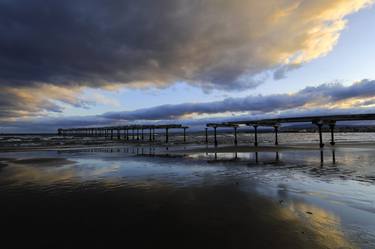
214;127;218;147
205;128;208;144
234;127;238;146
329;122;336;146
183;127;187;142
274;125;279;145
253;125;258;147
316;122;324;148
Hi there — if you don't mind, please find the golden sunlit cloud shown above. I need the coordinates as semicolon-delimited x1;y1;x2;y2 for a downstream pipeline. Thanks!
0;0;373;122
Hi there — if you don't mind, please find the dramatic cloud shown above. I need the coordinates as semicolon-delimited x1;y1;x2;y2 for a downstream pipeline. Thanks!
101;79;375;120
4;79;375;132
0;84;91;120
0;0;373;119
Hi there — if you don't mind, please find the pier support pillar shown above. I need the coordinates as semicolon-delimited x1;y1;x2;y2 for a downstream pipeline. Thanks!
254;125;258;147
137;129;140;140
110;129;113;140
205;128;208;144
316;122;325;148
274;125;279;145
165;128;169;143
234;127;238;146
183;128;187;142
149;128;152;142
141;129;144;140
117;129;120;140
132;128;135;140
329;122;336;146
214;127;218;147
153;128;156;141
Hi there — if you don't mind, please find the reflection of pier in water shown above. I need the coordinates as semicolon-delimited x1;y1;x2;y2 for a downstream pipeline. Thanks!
57;146;188;158
58;145;338;167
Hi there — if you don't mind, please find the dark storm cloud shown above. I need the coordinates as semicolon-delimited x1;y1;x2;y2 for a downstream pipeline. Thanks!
0;0;372;120
0;0;371;90
102;80;375;120
0;0;266;89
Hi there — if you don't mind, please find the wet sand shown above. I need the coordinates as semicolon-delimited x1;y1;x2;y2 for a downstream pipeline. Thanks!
0;180;355;249
0;154;358;249
1;134;375;248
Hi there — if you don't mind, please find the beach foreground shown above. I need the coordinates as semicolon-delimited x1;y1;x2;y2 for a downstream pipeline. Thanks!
0;135;375;248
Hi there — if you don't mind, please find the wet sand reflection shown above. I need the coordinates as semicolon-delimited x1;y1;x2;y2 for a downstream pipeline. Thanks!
1;147;375;248
0;155;356;249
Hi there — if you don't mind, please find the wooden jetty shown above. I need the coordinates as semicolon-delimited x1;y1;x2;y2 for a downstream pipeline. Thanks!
58;124;189;143
206;113;375;148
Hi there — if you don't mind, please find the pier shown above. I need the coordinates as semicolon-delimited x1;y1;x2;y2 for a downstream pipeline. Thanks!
58;124;188;144
206;113;375;148
58;114;375;148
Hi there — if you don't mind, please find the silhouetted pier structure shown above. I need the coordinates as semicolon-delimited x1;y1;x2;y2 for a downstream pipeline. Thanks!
58;124;189;143
207;114;375;148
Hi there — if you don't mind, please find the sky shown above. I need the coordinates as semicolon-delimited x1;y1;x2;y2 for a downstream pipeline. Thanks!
1;0;375;132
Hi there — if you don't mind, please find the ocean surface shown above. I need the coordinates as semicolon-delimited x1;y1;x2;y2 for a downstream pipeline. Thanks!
0;134;375;248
